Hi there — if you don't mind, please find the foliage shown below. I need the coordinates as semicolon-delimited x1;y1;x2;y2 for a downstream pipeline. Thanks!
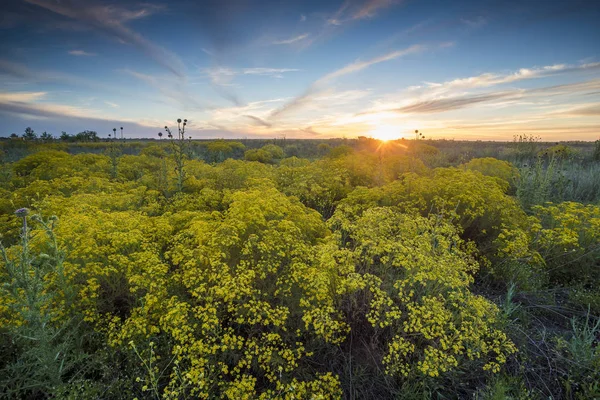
0;211;86;398
0;140;599;399
462;157;520;192
244;144;284;164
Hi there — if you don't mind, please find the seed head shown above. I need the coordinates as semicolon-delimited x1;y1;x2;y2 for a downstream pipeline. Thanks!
15;208;30;218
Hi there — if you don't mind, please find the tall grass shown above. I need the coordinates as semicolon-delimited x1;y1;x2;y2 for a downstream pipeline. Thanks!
517;156;600;211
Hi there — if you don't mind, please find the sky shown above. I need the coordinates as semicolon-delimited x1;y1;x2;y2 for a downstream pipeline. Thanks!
0;0;599;141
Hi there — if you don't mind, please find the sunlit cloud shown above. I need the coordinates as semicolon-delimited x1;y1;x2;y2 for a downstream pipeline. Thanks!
423;62;600;94
271;44;423;118
393;91;518;114
554;103;600;117
0;91;47;102
0;91;99;119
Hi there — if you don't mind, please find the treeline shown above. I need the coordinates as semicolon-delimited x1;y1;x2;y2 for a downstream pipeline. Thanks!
6;127;103;142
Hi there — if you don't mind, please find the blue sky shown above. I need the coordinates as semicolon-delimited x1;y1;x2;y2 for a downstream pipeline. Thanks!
1;0;599;140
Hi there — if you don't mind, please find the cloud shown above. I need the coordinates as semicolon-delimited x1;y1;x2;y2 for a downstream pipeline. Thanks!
392;92;517;114
556;103;600;116
121;69;209;110
68;49;97;56
270;45;423;118
461;16;487;28
0;91;98;120
104;101;119;108
242;68;301;76
201;67;300;105
0;91;47;102
328;0;399;25
299;126;320;136
361;77;600;117
300;14;307;22
243;115;272;127
204;67;301;82
0;59;125;92
24;0;185;77
353;0;397;20
424;62;600;93
272;33;310;45
209;98;287;128
320;45;422;84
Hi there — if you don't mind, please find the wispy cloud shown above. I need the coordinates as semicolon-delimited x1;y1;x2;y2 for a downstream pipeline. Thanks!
360;77;600;117
0;59;125;93
244;114;272;127
104;101;119;108
121;69;208;110
0;91;97;119
272;33;310;45
353;0;398;20
392;91;517;114
202;66;300;105
328;0;399;25
555;103;600;117
204;67;301;82
0;91;47;103
24;0;185;77
461;16;487;28
271;44;423;118
423;62;600;93
68;49;97;56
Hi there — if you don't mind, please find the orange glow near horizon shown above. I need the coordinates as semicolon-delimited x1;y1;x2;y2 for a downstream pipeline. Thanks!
367;124;404;141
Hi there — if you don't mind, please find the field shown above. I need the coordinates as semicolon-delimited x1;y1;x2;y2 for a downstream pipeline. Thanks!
1;134;599;399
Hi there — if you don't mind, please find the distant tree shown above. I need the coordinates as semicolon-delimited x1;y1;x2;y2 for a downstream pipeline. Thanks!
244;148;272;163
75;130;99;142
60;131;72;141
40;131;53;141
327;145;354;159
205;140;245;163
10;133;18;139
593;139;600;162
317;143;332;156
22;127;37;140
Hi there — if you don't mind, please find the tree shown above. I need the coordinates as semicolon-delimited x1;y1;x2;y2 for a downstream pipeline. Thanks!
60;131;71;141
10;133;18;139
75;130;99;142
205;140;245;163
40;131;53;141
22;127;37;140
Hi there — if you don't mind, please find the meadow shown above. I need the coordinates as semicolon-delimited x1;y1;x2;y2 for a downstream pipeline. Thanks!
1;129;599;399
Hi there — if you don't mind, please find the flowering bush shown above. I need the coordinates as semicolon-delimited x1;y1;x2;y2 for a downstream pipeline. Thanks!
1;147;595;399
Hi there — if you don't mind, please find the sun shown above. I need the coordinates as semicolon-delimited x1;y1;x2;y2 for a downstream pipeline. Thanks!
368;125;402;141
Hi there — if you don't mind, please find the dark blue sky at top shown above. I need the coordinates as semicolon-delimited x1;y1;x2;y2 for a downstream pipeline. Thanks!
0;0;599;140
